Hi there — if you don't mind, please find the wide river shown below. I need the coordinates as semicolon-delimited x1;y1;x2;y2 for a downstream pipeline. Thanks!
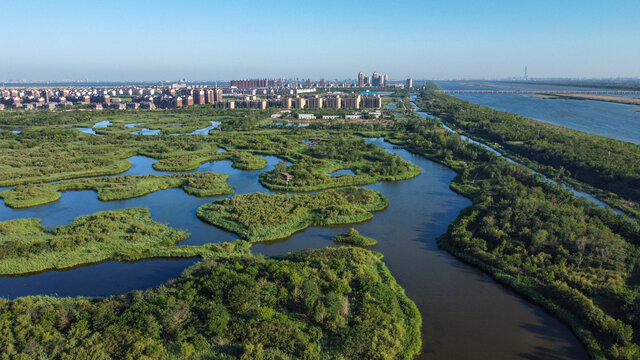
0;139;588;359
437;81;640;144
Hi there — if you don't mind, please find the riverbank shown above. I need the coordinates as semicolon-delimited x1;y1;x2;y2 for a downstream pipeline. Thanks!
399;89;640;359
418;87;640;218
554;93;640;105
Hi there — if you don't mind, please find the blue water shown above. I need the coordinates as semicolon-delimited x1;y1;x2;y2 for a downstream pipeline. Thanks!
170;121;220;135
75;119;112;135
125;122;144;128
329;169;355;176
437;81;640;144
0;137;587;359
131;128;161;135
93;119;112;128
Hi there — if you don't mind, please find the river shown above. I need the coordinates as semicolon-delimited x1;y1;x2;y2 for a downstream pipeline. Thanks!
437;81;640;144
0;139;588;358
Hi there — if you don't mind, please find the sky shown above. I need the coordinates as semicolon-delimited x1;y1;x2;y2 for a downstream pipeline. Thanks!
1;0;639;81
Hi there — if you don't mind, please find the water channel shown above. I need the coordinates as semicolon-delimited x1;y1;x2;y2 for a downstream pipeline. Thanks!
410;95;625;215
0;135;588;359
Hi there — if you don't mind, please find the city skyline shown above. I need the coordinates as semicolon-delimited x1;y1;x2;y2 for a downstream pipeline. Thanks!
2;0;640;81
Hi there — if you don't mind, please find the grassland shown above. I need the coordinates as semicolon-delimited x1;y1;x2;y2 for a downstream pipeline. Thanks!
197;187;388;242
334;228;378;247
0;172;231;208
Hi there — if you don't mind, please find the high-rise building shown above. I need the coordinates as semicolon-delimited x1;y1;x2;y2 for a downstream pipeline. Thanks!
341;95;361;109
324;95;341;109
319;78;326;87
371;72;382;87
362;95;382;108
230;79;269;88
206;90;215;104
205;88;223;104
305;95;323;109
292;97;306;109
195;90;205;105
383;74;389;87
406;78;413;88
305;78;312;88
358;72;365;87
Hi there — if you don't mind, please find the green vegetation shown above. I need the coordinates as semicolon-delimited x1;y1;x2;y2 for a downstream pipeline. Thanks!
390;85;640;359
197;187;388;242
0;208;254;276
152;152;266;172
259;136;421;191
0;208;188;275
0;247;421;359
334;228;378;247
416;86;640;217
0;172;231;208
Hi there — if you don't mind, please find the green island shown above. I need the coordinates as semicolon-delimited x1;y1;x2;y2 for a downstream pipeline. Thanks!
334;228;378;247
0;172;231;208
152;151;267;171
197;187;388;242
387;84;640;359
0;247;421;360
415;85;640;217
258;136;421;191
0;208;189;275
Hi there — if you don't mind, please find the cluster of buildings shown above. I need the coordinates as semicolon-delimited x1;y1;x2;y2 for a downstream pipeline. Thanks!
0;85;383;111
0;73;412;111
0;84;224;111
358;72;389;87
219;93;382;110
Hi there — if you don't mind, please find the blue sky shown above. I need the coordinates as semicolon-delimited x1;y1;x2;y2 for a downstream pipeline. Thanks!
1;0;639;81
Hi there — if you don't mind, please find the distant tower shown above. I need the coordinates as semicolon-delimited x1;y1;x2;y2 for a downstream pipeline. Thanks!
524;66;528;81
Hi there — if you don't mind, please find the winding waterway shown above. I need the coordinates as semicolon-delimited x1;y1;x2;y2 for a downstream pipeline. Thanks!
0;136;588;358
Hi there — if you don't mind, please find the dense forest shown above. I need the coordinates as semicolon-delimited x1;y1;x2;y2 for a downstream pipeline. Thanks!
0;247;422;359
391;87;640;358
415;87;640;215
